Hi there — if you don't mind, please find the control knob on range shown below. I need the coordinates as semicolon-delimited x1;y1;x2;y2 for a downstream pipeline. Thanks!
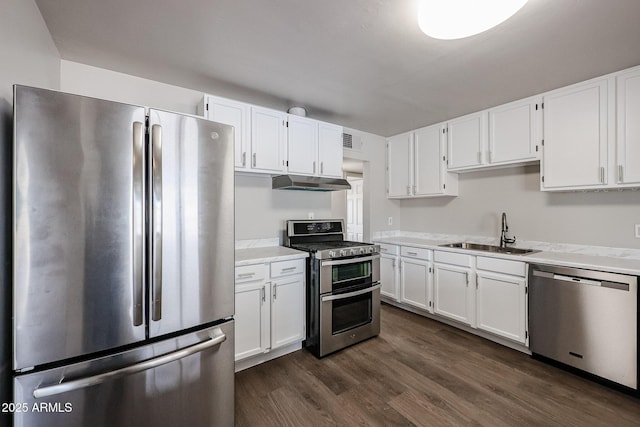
329;251;336;258
349;248;357;256
368;247;375;254
339;249;347;257
359;248;365;254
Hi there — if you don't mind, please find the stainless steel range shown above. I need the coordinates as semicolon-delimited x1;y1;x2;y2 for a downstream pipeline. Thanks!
285;219;380;357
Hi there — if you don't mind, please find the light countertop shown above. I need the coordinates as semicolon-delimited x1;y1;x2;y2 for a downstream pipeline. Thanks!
235;246;308;266
374;236;640;276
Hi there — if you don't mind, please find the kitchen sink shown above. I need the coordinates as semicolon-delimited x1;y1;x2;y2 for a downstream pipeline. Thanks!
439;242;540;255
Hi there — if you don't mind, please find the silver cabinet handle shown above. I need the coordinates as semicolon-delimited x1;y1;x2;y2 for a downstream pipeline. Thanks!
273;284;277;300
242;152;247;167
322;284;381;302
619;165;624;182
392;259;396;268
252;153;256;168
599;166;605;184
313;161;316;174
33;329;227;399
406;251;418;256
237;272;255;278
280;266;297;273
261;286;266;302
320;162;324;175
132;121;144;327
465;271;469;286
151;124;163;321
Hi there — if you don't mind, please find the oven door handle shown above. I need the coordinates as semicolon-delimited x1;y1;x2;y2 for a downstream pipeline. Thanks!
321;284;381;302
321;254;379;266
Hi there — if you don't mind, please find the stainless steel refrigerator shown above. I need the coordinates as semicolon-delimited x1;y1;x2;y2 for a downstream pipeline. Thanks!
12;85;235;427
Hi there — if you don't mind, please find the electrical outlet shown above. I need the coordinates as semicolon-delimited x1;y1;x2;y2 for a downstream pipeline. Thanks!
636;224;640;238
388;216;393;226
308;212;315;219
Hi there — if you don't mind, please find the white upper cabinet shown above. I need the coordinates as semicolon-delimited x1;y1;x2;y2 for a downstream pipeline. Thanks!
617;66;640;186
488;96;541;165
317;121;344;178
447;111;487;170
387;125;458;199
387;132;413;198
287;115;318;175
251;106;287;174
541;77;609;190
200;94;344;177
200;95;251;170
414;123;458;196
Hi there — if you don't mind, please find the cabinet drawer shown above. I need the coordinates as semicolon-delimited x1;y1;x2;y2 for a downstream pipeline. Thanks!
378;243;399;255
476;256;526;277
400;246;432;260
434;250;473;267
271;259;305;278
235;264;266;283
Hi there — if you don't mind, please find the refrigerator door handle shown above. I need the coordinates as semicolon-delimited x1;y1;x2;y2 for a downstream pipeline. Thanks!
32;328;227;399
132;121;145;327
151;124;163;321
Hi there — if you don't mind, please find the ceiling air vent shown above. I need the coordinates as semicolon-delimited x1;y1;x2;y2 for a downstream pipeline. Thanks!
342;132;353;149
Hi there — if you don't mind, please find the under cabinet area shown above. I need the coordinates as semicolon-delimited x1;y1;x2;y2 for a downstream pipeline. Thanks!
234;258;305;370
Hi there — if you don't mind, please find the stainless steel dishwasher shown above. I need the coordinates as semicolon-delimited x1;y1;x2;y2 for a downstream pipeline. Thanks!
529;264;638;390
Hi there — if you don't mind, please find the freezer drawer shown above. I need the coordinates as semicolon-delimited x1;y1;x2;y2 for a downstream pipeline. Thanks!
13;321;234;427
529;265;638;389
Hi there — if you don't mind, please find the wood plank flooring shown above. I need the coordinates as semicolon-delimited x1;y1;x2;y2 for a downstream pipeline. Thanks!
235;304;640;426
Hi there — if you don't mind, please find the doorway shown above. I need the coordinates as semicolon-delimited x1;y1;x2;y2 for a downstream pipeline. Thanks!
346;175;363;241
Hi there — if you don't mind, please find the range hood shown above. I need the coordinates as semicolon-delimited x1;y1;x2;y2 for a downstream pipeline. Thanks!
272;175;351;192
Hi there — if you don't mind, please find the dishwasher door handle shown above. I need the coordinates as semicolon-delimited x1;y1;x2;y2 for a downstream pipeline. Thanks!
552;274;602;287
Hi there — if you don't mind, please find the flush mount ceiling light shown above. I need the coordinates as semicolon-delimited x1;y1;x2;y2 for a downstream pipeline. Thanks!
417;0;528;40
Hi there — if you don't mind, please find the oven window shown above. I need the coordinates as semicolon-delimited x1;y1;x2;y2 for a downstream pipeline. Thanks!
332;292;372;335
332;261;371;284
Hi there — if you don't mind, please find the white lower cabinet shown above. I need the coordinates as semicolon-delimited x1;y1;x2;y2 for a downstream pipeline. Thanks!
234;259;305;364
379;243;400;301
433;263;473;325
475;256;528;345
476;271;527;344
235;281;270;360
271;276;305;349
400;246;434;312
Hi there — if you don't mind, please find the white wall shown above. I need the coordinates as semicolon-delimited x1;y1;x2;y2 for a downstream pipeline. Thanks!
235;174;332;241
399;165;640;248
342;128;402;241
0;0;60;103
60;61;202;114
0;0;61;420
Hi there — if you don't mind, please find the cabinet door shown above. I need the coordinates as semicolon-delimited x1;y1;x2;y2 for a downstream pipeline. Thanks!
542;78;609;189
205;95;250;169
400;258;431;311
287;115;318;175
251;106;286;173
476;271;527;344
489;96;541;164
380;255;399;301
235;281;270;361
271;275;305;349
414;124;446;196
318;122;344;178
617;67;640;185
387;132;413;197
434;264;472;325
447;111;487;170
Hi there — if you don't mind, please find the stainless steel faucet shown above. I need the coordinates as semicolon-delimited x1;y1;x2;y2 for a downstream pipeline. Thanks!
500;212;516;248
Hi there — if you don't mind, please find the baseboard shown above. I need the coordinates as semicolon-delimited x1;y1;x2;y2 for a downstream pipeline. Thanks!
234;341;302;372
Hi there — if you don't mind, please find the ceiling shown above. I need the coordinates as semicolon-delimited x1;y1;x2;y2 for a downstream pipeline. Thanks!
36;0;640;137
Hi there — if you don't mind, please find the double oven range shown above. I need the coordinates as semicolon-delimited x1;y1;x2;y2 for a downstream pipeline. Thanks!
286;220;381;357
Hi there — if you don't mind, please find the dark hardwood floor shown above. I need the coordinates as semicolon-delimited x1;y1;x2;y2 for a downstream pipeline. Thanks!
235;304;640;426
